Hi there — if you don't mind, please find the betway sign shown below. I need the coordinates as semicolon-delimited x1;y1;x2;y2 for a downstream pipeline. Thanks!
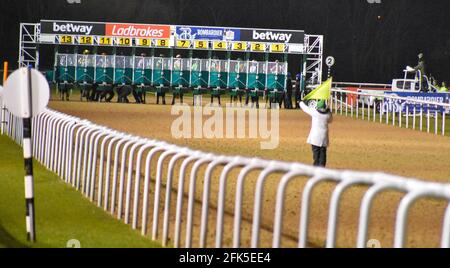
40;20;105;36
240;29;304;44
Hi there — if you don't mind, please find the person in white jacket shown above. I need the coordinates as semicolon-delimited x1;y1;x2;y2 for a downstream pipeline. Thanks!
300;100;333;167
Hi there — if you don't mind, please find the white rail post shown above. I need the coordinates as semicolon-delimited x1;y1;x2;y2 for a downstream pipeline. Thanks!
392;103;396;126
96;132;118;205
59;116;74;180
272;169;311;248
299;175;338;248
65;121;79;183
136;143;164;232
89;130;113;201
74;126;91;190
406;106;409;129
413;106;416;130
132;140;164;230
150;147;177;238
117;138;140;219
103;135;127;210
185;155;214;248
251;164;291;248
85;128;106;196
442;204;450;248
380;101;383;123
124;140;148;224
351;97;354;118
56;117;69;176
334;92;338;115
58;119;73;178
45;116;57;167
356;98;359;119
394;191;427;248
357;183;395;248
199;157;232;248
231;160;266;249
110;136;133;214
435;106;438;135
362;101;365;120
427;105;430;133
82;128;102;196
326;176;373;248
442;111;446;136
162;151;189;247
420;105;423;131
345;95;348;117
174;154;202;248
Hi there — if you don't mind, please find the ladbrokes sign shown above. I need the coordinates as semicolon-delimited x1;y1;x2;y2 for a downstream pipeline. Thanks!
105;23;170;38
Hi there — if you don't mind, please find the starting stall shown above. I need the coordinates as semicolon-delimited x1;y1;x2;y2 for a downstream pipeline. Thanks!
18;20;324;105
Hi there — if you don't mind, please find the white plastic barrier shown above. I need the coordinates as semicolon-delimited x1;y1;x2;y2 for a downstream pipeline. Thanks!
2;108;450;248
331;88;450;136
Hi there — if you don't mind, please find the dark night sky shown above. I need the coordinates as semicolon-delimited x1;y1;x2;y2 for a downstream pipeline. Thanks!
0;0;449;83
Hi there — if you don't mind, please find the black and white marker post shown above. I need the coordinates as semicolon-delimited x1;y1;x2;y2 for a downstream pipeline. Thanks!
23;66;36;242
3;66;50;242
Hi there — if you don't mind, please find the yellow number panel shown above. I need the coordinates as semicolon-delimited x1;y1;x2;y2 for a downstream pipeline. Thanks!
176;40;192;49
136;38;152;47
59;35;73;44
156;39;170;48
251;43;266;52
270;44;286;53
213;41;227;50
98;37;112;46
194;40;209;49
117;37;132;46
79;36;93;45
232;42;247;51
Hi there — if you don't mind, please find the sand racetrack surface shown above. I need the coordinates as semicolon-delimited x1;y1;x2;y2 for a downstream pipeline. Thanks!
49;97;450;248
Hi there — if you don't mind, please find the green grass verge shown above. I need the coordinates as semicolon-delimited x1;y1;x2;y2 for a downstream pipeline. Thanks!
0;135;161;248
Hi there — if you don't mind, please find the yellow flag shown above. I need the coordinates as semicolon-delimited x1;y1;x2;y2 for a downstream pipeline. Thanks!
304;77;332;101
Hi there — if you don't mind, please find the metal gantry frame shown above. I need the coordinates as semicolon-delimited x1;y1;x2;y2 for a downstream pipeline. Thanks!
18;23;324;85
19;23;40;69
303;35;323;85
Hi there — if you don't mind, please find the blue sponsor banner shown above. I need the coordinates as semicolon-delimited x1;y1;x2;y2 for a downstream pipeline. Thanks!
383;92;450;114
175;26;240;41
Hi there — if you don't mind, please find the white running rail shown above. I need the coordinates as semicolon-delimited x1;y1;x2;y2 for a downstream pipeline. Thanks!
330;88;450;136
1;104;450;248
